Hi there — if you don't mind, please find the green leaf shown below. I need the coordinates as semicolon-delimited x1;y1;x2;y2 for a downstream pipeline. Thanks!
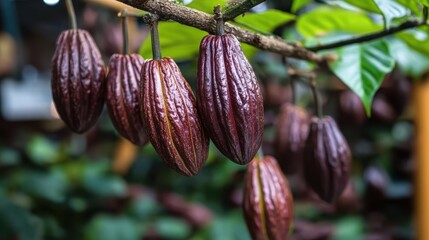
397;28;429;56
333;216;364;240
187;0;227;13
234;10;295;34
20;169;68;203
155;217;191;239
25;136;57;164
422;0;429;7
0;199;42;240
388;36;429;78
329;40;395;115
292;0;312;12
296;6;382;38
345;0;410;29
85;215;139;240
396;0;422;16
140;22;206;61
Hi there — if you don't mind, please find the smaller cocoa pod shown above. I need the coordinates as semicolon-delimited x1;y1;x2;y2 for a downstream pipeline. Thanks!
273;103;309;174
141;57;209;176
304;116;351;203
51;29;106;133
106;53;148;145
243;155;294;240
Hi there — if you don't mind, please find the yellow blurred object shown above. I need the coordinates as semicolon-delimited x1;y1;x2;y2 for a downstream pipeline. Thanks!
83;0;143;16
415;76;429;240
0;32;16;76
113;137;138;175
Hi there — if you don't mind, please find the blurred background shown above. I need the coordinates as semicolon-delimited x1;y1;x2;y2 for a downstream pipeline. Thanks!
0;0;423;239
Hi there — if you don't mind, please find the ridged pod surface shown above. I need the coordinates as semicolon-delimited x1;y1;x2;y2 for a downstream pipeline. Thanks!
243;155;294;240
141;57;209;176
273;103;309;174
106;53;148;145
197;34;264;165
51;29;106;133
304;116;351;203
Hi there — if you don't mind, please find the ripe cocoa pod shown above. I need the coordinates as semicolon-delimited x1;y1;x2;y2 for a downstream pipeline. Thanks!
51;29;106;133
243;155;294;240
106;53;148;145
141;57;209;176
197;34;264;165
273;103;309;174
338;90;366;125
304;116;351;203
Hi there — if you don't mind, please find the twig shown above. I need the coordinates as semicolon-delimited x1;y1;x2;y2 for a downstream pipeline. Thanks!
308;6;429;51
65;0;77;30
119;10;129;54
288;68;322;117
116;0;325;63
223;0;266;21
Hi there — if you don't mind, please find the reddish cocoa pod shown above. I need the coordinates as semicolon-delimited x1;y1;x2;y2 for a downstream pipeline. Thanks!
106;53;148;145
243;155;294;240
273;103;309;174
197;34;264;165
51;29;106;133
141;57;209;176
304;116;351;203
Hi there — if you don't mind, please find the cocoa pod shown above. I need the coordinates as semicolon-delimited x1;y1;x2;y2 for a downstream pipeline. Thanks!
141;57;209;176
338;90;366;125
304;116;351;203
106;53;148;145
197;34;264;165
51;29;106;133
273;103;309;174
243;155;294;240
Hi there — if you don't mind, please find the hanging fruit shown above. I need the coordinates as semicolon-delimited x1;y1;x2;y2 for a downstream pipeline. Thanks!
303;116;351;203
196;7;264;165
51;0;106;133
243;154;294;240
106;13;148;145
273;103;309;174
141;17;209;176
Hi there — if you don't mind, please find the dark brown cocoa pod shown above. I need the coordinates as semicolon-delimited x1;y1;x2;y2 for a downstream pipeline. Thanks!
197;34;264;165
243;155;294;240
141;57;209;176
106;53;148;145
273;103;309;174
338;90;367;125
51;29;106;133
304;116;351;203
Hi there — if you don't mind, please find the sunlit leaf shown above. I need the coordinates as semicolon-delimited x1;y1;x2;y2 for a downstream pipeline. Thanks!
397;28;429;56
234;10;295;34
396;0;423;16
292;0;312;12
187;0;227;13
85;215;139;240
296;6;382;38
329;40;395;115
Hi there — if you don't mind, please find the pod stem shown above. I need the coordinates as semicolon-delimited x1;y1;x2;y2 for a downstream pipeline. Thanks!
214;5;224;35
119;10;130;54
150;15;162;60
310;77;323;118
65;0;77;30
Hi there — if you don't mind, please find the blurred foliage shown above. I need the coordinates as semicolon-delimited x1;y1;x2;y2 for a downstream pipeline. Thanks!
0;0;424;239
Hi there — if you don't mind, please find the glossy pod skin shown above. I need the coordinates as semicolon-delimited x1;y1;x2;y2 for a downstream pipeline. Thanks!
106;54;148;145
51;29;106;133
273;103;309;174
141;57;209;176
243;155;294;240
197;34;264;165
304;116;351;203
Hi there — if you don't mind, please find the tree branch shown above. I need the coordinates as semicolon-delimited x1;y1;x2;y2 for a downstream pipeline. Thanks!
308;7;429;51
223;0;265;21
115;0;325;63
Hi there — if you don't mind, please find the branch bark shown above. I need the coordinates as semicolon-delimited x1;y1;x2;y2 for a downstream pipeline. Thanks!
223;0;265;21
115;0;325;63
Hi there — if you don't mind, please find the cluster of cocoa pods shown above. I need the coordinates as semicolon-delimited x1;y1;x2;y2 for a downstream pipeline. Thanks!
51;4;351;239
51;18;264;176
